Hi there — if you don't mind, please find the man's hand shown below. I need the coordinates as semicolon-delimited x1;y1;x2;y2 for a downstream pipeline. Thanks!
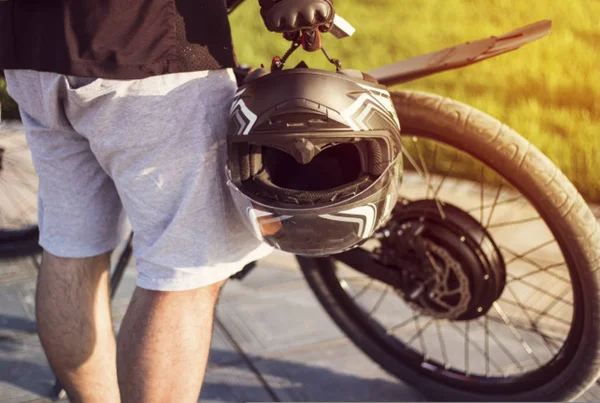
259;0;335;33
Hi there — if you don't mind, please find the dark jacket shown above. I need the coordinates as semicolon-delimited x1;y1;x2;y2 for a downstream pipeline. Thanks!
0;0;237;79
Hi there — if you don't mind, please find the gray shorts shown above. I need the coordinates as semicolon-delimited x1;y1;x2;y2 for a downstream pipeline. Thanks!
4;69;272;291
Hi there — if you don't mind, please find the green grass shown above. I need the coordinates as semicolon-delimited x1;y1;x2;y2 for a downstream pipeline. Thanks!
229;0;599;202
1;0;598;201
0;77;18;120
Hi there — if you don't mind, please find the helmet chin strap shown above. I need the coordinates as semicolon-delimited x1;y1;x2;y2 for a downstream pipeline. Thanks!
271;29;342;72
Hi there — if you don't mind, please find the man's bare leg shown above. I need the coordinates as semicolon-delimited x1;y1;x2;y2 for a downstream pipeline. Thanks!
35;251;120;403
116;281;224;403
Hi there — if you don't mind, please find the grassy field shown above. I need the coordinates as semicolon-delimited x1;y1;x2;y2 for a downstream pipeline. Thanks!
1;0;598;201
229;0;599;202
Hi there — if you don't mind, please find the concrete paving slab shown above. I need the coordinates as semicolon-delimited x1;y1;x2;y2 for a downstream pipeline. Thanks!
207;324;245;368
216;282;346;356
0;335;57;403
0;257;37;285
258;250;302;273
200;363;274;403
0;282;36;341
218;279;255;302
0;326;249;403
219;263;304;303
250;339;424;402
216;252;305;304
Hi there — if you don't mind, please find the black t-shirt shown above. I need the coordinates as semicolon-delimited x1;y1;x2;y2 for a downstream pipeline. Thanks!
0;0;237;79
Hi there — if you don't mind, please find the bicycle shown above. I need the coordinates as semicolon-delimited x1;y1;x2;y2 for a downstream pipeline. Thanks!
1;5;600;401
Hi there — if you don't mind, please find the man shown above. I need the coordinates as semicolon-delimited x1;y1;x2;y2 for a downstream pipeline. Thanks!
0;0;334;401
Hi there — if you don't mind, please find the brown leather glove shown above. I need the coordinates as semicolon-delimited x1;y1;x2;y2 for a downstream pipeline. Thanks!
259;0;335;33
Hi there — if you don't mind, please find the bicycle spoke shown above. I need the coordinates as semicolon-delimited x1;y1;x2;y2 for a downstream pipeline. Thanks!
484;315;566;345
479;165;485;225
504;284;558;355
485;184;503;229
506;262;569;285
449;321;507;375
411;313;431;358
430;143;439;177
3;146;33;158
433;149;459;200
503;274;572;307
387;314;420;335
4;157;37;178
402;139;446;219
497;297;571;327
529;286;573;326
407;316;433;353
484;315;490;377
473;319;525;374
415;140;434;200
501;244;566;274
0;130;27;140
466;194;522;214
501;240;558;265
492;302;541;366
2;167;38;194
487;216;543;229
352;278;375;301
0;181;32;226
465;320;471;375
435;320;449;368
369;286;390;315
0;177;37;216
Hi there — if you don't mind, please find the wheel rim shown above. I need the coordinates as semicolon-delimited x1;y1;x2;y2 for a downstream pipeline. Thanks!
325;132;583;393
0;126;38;235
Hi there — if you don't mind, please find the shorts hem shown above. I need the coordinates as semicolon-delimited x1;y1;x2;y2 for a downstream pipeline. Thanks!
135;244;273;292
39;238;120;259
136;264;242;292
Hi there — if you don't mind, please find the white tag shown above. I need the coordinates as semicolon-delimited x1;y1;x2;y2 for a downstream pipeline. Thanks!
329;15;356;39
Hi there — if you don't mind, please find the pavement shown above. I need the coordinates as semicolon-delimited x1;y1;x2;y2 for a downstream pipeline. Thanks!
2;119;600;402
0;249;430;403
3;247;600;403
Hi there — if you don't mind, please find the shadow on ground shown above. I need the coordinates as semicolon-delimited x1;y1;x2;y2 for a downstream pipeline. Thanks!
0;314;36;335
203;349;420;402
0;342;417;402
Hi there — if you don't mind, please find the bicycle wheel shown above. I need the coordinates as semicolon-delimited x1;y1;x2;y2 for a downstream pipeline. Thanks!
0;121;40;257
297;90;600;401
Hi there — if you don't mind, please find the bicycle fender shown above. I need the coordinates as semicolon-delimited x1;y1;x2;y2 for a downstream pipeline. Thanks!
368;20;552;87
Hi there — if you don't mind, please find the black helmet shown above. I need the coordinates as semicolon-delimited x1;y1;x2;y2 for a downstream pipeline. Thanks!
226;66;402;256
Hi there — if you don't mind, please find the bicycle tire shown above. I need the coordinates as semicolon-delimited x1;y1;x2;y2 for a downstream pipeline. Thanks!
297;90;600;401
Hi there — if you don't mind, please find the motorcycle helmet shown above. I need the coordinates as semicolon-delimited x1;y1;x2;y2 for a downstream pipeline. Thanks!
226;65;402;256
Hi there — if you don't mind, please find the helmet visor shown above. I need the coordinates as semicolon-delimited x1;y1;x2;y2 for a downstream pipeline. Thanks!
226;156;402;256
